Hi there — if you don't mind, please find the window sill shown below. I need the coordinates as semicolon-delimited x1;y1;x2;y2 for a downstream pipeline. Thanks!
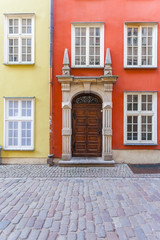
124;143;158;146
71;66;104;69
3;148;35;151
4;63;35;66
124;66;157;69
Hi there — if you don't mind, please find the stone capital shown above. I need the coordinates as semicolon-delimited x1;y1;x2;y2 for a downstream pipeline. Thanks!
103;102;112;109
62;102;71;109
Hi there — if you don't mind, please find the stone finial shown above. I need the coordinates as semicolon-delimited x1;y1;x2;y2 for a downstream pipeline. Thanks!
62;48;70;75
104;48;112;76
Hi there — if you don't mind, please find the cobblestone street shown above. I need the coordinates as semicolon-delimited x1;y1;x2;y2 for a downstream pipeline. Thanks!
0;164;160;178
0;165;160;239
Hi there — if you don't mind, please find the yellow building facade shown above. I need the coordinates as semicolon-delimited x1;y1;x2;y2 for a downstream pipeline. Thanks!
0;0;49;164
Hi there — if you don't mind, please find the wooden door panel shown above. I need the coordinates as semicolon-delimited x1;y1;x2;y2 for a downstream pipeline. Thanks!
72;101;102;157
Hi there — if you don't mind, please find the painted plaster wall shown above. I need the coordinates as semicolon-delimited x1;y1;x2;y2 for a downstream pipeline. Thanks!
0;0;49;161
53;0;160;158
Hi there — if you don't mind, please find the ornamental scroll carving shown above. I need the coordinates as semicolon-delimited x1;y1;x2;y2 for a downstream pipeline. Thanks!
73;95;101;104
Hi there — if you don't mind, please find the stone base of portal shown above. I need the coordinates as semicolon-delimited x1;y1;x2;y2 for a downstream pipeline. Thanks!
59;157;115;167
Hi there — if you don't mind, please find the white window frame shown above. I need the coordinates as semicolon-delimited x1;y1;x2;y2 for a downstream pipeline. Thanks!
4;98;35;150
124;92;157;145
71;22;104;68
124;22;157;68
4;13;35;65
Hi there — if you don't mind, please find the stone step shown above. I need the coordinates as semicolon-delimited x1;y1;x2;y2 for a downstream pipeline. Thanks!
59;158;115;167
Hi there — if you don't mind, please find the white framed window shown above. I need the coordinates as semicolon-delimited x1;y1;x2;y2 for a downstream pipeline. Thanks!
4;98;35;150
124;92;157;144
4;14;35;64
71;22;104;68
124;23;157;68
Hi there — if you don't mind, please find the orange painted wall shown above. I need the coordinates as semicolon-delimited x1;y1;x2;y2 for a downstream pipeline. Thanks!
53;0;160;157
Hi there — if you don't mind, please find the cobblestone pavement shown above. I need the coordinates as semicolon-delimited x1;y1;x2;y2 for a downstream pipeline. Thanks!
0;178;160;239
0;164;160;178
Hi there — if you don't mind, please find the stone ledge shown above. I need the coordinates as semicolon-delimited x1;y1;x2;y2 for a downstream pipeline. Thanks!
59;158;115;167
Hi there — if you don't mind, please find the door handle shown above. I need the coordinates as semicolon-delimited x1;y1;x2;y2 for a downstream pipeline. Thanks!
98;129;101;135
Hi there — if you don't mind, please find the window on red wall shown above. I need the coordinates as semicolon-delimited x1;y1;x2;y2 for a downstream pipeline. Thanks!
71;22;104;68
124;92;157;145
124;23;157;68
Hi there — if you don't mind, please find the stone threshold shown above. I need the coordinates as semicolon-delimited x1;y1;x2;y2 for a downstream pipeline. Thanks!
59;157;115;167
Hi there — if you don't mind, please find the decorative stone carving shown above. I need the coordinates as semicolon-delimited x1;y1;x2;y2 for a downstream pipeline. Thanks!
62;49;71;76
103;102;112;109
62;102;71;109
62;129;72;136
104;83;113;92
73;95;101;104
83;82;91;91
61;83;70;92
103;128;112;136
104;48;112;76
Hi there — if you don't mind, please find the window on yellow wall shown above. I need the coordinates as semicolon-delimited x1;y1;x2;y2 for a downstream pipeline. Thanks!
4;14;35;65
4;98;35;150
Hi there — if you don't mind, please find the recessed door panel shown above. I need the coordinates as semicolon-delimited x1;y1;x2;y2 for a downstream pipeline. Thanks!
72;94;102;157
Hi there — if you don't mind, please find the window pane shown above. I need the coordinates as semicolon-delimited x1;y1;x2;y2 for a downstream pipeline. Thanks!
95;56;100;65
127;94;138;111
75;28;80;36
22;38;32;62
9;19;19;34
128;47;132;55
127;28;132;36
133;47;138;55
133;37;138;46
142;27;147;36
75;47;80;55
89;47;94;56
148;27;152;36
8;121;18;146
96;28;100;36
89;56;94;65
81;28;86;36
141;116;152;141
89;28;94;36
127;116;138;140
22;101;32;116
21;121;32;146
127;57;132;65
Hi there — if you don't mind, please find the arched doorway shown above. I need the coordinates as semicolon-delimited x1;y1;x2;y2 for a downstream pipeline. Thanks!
72;93;102;157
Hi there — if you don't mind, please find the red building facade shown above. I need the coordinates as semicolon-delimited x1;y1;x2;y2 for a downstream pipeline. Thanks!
52;0;160;164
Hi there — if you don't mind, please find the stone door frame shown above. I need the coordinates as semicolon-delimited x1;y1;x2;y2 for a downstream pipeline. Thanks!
58;80;115;161
57;48;118;161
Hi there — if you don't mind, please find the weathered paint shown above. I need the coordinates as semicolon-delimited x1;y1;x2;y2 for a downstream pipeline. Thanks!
53;0;160;158
0;0;49;162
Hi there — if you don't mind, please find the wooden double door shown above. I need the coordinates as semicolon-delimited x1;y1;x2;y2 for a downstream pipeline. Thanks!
72;94;102;157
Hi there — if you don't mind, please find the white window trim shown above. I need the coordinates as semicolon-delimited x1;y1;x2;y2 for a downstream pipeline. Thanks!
124;22;158;68
71;22;104;68
4;97;35;150
124;92;157;145
4;13;35;65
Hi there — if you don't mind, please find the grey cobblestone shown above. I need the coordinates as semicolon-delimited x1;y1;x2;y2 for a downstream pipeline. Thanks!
0;163;159;178
0;167;159;239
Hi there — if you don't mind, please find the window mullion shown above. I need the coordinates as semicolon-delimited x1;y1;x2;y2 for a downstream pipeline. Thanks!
138;26;141;66
138;94;141;142
86;27;89;66
19;18;22;63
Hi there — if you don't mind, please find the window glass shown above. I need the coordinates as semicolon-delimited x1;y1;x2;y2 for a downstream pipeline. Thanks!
5;99;34;150
125;93;156;144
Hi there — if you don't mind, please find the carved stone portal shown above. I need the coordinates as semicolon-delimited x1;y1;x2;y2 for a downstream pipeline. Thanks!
57;48;118;161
